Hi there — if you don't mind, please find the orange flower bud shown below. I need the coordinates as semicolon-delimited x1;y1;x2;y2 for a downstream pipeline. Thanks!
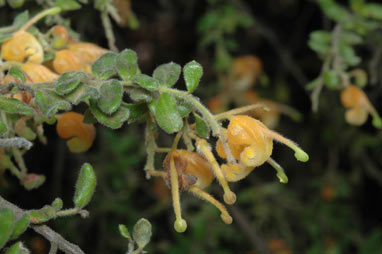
53;49;85;74
1;31;44;63
68;42;108;64
231;55;263;91
340;85;368;108
56;112;96;153
50;25;68;49
163;150;214;190
20;63;58;83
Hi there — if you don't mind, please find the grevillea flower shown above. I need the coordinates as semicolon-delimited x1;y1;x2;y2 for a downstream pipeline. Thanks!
340;85;382;128
216;115;308;182
1;31;44;63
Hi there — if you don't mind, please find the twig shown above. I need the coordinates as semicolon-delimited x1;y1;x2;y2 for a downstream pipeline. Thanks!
101;12;118;52
0;195;86;254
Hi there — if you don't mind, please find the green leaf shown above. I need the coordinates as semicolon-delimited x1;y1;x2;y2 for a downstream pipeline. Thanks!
115;49;138;80
0;209;14;249
122;103;147;124
0;33;12;43
340;31;362;45
118;224;131;239
149;93;183;134
90;99;130;129
51;198;63;211
132;218;152;249
64;83;100;105
9;214;29;240
7;0;25;9
360;4;382;20
177;100;193;117
322;70;340;89
91;52;117;80
308;31;331;55
153;62;181;87
9;66;26;83
350;0;365;12
73;163;97;209
339;44;361;66
132;74;159;91
0;95;35;115
12;10;29;28
194;113;209;138
0;118;7;136
183;60;203;93
128;87;154;103
34;89;71;117
97;80;123;114
55;0;81;11
83;109;97;124
319;0;351;23
30;205;55;224
56;71;87;95
5;241;30;254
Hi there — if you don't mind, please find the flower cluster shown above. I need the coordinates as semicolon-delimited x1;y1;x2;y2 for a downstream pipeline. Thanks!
148;110;309;232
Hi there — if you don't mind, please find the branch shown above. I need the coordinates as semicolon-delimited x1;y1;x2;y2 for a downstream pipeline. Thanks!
0;195;86;254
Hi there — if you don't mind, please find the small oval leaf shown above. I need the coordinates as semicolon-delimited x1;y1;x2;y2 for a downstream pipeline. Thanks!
0;209;14;249
0;95;35;115
9;66;26;83
0;118;8;136
30;205;56;224
97;80;123;114
5;241;30;254
149;93;183;134
10;214;30;240
56;71;87;95
91;52;117;80
34;89;71;117
73;163;97;209
183;60;203;93
132;74;159;91
115;49;138;80
132;218;152;249
194;113;209;138
118;224;131;239
90;99;130;129
153;62;181;87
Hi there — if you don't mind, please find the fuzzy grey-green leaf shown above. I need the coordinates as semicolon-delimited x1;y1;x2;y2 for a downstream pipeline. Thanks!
5;241;30;254
0;118;7;136
122;103;147;124
90;99;130;129
118;224;131;239
149;93;183;134
73;163;97;209
30;205;55;224
132;74;159;91
10;213;30;240
91;52;117;80
116;49;138;80
194;113;209;138
0;95;35;115
34;89;71;117
97;80;123;114
132;218;152;248
0;208;14;249
64;83;100;105
9;66;26;83
153;62;181;87
56;71;87;95
183;60;203;93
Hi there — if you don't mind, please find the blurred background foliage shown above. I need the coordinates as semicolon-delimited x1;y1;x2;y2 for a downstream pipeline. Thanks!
0;0;381;253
